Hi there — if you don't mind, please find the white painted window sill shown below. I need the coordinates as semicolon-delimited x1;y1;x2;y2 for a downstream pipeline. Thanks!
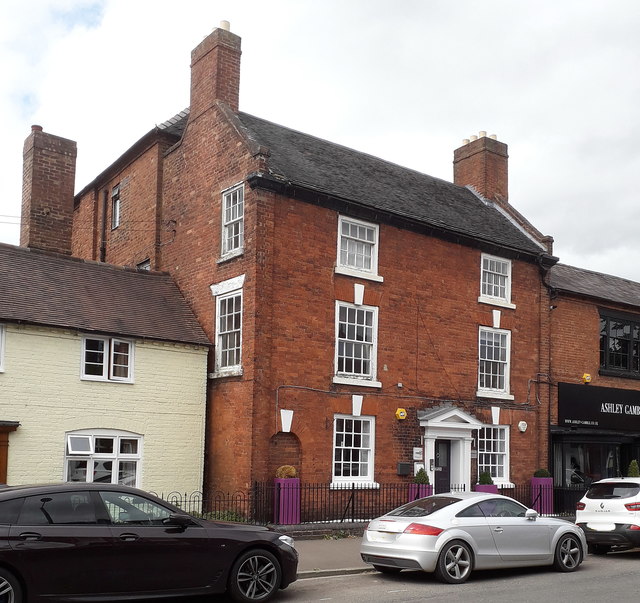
478;296;516;310
476;390;515;401
335;266;384;283
209;367;243;379
333;376;382;388
217;249;244;264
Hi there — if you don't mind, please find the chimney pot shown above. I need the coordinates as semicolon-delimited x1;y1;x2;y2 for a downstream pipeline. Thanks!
479;130;487;138
489;134;497;140
219;20;230;31
31;124;43;132
470;135;478;141
463;138;470;145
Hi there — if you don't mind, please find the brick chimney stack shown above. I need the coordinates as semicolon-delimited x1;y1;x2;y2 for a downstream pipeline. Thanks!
453;132;508;203
190;21;242;120
20;125;77;255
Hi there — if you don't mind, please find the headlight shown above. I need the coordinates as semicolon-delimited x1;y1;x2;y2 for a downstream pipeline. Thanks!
279;534;295;549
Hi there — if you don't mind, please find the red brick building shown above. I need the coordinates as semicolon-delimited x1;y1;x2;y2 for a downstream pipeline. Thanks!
63;24;561;494
548;264;640;487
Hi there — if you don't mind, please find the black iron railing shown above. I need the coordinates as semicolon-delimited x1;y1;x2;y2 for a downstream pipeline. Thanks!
153;482;586;526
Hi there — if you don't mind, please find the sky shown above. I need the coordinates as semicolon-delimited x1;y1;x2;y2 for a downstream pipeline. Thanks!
2;0;640;280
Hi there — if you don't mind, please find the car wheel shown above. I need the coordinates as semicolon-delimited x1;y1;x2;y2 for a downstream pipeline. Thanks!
434;540;473;584
228;549;282;602
372;565;402;574
0;568;22;603
589;544;611;555
553;533;582;572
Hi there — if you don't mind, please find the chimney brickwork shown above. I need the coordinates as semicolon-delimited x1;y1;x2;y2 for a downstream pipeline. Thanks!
189;26;242;120
453;136;508;202
21;126;77;255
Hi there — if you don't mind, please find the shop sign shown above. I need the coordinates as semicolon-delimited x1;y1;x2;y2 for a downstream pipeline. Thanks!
558;382;640;431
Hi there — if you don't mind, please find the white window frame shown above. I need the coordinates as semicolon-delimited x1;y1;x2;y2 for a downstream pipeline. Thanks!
0;324;5;373
333;301;381;388
221;183;244;259
335;216;383;282
65;429;142;487
111;184;121;230
332;414;376;486
210;274;245;378
81;336;134;383
478;253;515;309
477;425;512;486
477;326;513;399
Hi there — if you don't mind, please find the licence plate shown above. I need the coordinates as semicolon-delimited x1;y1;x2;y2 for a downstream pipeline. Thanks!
369;531;397;543
587;522;615;532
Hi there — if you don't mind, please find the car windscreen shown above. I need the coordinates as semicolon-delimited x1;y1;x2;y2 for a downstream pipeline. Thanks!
386;496;461;517
586;482;640;499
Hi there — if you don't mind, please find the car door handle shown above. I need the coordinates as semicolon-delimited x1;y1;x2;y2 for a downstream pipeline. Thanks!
493;527;504;533
119;533;140;542
19;532;42;541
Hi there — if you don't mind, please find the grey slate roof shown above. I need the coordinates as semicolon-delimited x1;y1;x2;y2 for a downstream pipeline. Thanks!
549;263;640;309
159;109;546;257
0;243;210;346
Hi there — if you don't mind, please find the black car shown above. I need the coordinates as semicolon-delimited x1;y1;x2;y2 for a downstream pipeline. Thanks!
0;483;298;602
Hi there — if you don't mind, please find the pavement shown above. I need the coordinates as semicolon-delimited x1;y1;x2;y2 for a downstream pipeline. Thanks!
294;535;372;579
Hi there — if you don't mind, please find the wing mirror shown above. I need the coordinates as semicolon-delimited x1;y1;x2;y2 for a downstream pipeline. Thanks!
525;509;538;521
163;513;195;528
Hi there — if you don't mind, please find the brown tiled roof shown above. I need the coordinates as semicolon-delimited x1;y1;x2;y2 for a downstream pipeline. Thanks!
549;263;640;309
0;243;210;346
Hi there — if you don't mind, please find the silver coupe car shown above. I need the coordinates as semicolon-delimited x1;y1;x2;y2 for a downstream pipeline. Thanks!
361;492;586;584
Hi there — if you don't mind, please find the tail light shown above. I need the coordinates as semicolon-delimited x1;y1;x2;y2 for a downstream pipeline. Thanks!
403;523;443;536
629;524;640;531
576;502;586;511
625;502;640;511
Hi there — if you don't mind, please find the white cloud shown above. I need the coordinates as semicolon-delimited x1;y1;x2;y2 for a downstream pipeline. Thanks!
2;0;640;281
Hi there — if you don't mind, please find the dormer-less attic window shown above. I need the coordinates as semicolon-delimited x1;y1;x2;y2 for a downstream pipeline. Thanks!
221;184;244;259
478;253;515;309
335;216;383;282
111;184;121;230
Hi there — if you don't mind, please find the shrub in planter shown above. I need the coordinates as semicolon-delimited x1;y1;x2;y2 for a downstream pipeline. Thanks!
275;465;297;479
475;471;498;493
533;468;552;478
409;468;432;500
274;465;300;524
627;460;640;477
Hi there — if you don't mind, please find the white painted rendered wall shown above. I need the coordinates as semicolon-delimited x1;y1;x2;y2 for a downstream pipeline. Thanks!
0;324;208;495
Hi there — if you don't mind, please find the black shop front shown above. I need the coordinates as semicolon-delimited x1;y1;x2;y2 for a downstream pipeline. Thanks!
552;382;640;487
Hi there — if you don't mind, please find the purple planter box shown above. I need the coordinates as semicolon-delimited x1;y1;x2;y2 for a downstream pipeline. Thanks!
474;484;499;493
274;478;300;525
531;477;553;514
408;483;433;501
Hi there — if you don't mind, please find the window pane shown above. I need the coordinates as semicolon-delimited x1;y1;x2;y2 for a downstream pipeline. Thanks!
336;303;375;378
118;461;137;486
68;460;88;482
95;438;114;454
333;416;373;480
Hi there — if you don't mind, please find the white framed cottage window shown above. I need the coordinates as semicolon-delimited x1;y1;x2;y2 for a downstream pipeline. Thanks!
334;301;381;387
221;184;244;259
477;426;511;486
65;429;142;487
81;337;133;383
210;274;245;377
111;184;121;230
478;254;515;309
477;327;513;399
332;415;376;486
335;216;383;282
